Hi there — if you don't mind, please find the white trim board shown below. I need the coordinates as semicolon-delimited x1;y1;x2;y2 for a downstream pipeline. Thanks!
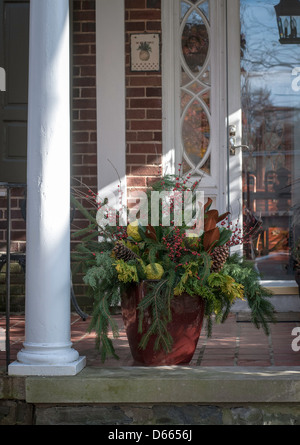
95;0;127;201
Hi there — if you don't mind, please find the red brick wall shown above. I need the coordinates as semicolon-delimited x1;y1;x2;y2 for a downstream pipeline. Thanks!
71;0;97;196
71;0;98;260
125;0;162;193
0;188;26;254
0;0;165;310
72;0;164;199
70;1;98;305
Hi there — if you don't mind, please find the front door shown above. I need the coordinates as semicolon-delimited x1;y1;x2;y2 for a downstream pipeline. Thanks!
162;0;300;285
162;0;229;212
0;0;29;184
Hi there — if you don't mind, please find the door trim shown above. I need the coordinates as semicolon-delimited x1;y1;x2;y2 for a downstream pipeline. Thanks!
226;0;243;222
161;0;229;212
95;0;126;201
161;0;178;177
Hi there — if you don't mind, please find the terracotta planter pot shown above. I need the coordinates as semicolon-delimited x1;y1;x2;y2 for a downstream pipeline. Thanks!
121;281;205;366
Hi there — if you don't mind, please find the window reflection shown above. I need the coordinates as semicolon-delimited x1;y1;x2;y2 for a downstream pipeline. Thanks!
241;0;300;280
180;0;211;176
182;23;209;72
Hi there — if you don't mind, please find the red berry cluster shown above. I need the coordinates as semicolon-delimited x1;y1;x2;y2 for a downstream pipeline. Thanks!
223;216;261;248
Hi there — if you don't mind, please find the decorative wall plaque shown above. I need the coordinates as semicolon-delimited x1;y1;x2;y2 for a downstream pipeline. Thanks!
130;34;160;72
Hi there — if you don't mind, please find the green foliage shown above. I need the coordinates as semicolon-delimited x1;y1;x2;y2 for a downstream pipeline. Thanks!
71;177;276;362
137;279;174;353
223;253;276;335
207;273;244;303
114;258;145;283
293;238;300;270
82;251;122;362
216;227;232;247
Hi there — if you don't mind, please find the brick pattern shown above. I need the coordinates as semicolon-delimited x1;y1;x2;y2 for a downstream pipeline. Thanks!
2;313;300;368
125;0;162;193
0;187;26;312
70;1;98;301
71;0;97;242
71;0;97;194
0;188;26;254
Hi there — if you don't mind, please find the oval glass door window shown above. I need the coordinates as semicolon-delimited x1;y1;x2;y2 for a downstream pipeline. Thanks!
182;9;209;73
182;100;210;168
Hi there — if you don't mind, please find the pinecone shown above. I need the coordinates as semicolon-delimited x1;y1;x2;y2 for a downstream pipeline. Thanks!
210;245;229;273
112;241;139;262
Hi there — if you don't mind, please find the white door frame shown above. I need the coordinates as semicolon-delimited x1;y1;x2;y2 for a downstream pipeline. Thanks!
226;0;243;223
161;0;241;215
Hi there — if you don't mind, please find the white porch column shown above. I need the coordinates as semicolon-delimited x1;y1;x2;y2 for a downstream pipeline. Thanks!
8;0;86;376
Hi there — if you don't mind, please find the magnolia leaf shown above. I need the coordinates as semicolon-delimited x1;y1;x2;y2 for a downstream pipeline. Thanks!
217;211;230;223
217;227;232;246
204;197;213;212
145;224;157;241
204;210;220;231
203;227;220;252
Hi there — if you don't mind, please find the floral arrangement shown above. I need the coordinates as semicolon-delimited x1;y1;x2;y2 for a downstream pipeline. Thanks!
71;174;275;362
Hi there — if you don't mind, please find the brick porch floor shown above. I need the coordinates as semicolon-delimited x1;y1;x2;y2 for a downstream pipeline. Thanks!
1;312;300;368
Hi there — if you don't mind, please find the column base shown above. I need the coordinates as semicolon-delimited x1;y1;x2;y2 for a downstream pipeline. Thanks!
8;356;86;376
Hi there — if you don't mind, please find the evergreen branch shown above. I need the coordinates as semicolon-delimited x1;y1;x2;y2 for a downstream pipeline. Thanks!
71;224;98;239
138;279;174;352
223;253;276;335
71;194;97;225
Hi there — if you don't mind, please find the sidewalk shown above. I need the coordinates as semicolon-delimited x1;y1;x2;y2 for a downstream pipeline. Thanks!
1;312;300;368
